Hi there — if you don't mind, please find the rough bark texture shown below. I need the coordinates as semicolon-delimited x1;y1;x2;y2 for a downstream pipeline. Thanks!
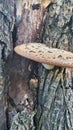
0;0;14;129
36;0;73;130
4;0;44;130
0;0;73;130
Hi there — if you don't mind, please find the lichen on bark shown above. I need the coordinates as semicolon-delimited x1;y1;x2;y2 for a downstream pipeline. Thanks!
10;109;35;130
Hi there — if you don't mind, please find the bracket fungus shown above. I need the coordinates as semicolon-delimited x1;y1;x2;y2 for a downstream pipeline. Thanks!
14;43;73;69
41;0;52;8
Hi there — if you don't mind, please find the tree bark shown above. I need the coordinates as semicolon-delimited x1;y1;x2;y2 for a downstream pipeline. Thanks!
0;0;14;129
0;0;73;130
3;0;44;130
36;0;73;130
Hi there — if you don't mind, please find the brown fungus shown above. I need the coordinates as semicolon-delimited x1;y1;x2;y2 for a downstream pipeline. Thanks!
14;43;73;69
41;0;52;8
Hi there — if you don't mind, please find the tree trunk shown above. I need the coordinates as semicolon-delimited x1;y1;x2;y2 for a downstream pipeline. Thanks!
0;0;14;129
36;0;73;130
0;0;73;130
3;0;44;130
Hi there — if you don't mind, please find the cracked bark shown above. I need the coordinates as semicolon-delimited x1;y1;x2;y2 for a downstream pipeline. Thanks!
0;0;73;130
36;0;73;130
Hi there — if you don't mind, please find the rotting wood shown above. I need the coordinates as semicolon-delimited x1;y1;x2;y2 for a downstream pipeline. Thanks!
4;0;45;129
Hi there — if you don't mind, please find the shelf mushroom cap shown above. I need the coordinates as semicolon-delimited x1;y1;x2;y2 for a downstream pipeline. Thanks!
41;0;52;8
14;43;73;68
